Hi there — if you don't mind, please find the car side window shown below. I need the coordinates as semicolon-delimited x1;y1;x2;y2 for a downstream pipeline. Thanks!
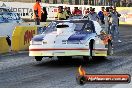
83;23;92;32
44;22;57;33
74;23;84;31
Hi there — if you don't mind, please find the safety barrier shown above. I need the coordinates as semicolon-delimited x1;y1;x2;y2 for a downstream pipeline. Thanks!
0;36;10;54
11;22;51;51
12;26;37;51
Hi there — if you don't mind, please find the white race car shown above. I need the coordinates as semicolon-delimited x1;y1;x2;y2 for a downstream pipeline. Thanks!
29;19;113;61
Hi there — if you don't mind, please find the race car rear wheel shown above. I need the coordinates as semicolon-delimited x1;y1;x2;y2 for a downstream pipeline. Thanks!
35;56;43;61
107;40;113;55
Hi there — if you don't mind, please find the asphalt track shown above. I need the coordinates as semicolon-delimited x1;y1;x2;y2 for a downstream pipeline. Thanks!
0;25;132;88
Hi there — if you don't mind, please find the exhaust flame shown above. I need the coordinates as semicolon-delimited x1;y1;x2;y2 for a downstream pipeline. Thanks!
78;66;86;76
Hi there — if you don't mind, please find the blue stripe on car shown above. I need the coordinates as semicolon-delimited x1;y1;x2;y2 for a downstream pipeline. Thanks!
32;35;44;41
68;32;92;41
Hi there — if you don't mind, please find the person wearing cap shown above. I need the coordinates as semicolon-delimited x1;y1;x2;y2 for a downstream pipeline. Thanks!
55;6;68;20
33;0;43;25
109;8;121;42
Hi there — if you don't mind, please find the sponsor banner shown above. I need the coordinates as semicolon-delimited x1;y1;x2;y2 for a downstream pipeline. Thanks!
117;7;132;25
12;26;37;51
11;23;48;51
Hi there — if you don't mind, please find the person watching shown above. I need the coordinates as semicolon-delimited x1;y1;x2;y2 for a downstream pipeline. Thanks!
109;8;122;42
41;7;48;22
33;0;43;25
55;6;68;20
72;7;82;16
98;7;105;25
64;7;70;19
85;8;99;22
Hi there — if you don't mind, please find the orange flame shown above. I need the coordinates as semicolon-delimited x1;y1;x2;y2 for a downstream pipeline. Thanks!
78;66;86;76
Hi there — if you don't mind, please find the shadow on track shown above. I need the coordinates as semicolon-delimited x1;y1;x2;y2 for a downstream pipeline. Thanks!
34;57;111;68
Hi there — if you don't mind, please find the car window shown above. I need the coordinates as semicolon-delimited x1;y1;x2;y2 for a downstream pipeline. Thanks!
43;22;57;33
74;23;84;31
43;20;95;33
84;21;95;33
46;21;69;32
83;23;92;32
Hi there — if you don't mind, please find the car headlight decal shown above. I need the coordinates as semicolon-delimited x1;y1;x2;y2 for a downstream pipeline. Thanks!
43;41;47;44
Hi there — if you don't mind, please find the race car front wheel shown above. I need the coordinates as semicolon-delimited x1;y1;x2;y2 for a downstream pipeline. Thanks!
89;40;94;59
107;40;113;55
35;56;43;61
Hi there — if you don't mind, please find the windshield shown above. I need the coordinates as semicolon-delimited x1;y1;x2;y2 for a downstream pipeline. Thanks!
45;21;57;33
74;23;84;31
43;20;95;33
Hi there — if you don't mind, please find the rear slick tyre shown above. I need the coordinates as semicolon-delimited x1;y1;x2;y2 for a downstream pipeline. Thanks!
35;56;43;61
107;41;112;56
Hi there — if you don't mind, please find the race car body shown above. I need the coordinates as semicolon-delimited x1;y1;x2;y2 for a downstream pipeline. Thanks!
29;19;113;61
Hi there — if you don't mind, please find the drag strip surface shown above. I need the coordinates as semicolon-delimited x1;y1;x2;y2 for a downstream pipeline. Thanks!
0;25;132;88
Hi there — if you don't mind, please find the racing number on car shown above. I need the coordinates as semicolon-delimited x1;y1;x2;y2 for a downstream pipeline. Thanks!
24;30;35;45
